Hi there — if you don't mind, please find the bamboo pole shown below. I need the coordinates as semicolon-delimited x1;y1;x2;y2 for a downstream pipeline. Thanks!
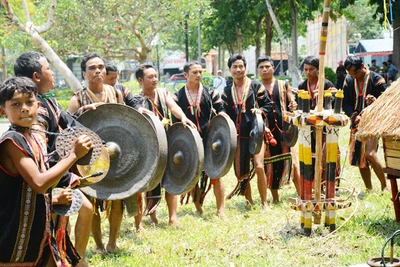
314;0;331;201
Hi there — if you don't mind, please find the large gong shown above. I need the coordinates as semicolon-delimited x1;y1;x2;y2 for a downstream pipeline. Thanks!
139;113;168;192
77;103;162;200
204;113;237;179
249;113;264;155
163;123;204;195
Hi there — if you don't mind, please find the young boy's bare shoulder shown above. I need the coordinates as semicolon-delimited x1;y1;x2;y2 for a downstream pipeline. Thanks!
0;131;31;176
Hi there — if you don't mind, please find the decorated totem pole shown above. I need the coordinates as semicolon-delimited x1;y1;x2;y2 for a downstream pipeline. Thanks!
286;0;350;236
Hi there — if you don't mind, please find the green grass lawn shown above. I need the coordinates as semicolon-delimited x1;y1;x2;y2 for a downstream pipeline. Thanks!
68;126;399;267
2;86;397;266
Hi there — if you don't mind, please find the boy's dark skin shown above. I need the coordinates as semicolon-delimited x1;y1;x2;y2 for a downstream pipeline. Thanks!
14;52;93;267
0;76;92;266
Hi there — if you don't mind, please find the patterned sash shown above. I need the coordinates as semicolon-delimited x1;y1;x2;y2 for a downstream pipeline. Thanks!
185;84;203;131
354;72;370;112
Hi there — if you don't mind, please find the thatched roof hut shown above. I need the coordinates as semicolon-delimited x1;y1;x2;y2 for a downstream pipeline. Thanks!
357;79;400;140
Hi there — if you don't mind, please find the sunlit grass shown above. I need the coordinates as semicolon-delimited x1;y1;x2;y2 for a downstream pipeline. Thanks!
68;127;399;267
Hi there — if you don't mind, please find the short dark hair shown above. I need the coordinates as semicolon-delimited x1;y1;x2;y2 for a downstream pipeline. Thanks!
344;56;363;71
303;56;319;69
0;77;38;107
135;64;155;80
228;54;247;68
382;61;388;67
14;51;45;79
256;56;274;68
105;61;119;75
183;61;201;73
371;59;376;63
336;65;346;74
80;52;104;79
388;59;393;64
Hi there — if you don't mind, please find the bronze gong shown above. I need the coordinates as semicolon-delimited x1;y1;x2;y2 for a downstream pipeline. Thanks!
204;113;237;179
249;113;264;155
163;123;204;195
76;103;164;200
138;113;168;192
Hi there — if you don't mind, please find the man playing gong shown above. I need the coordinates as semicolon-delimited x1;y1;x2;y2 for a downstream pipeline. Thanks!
221;54;272;210
132;64;195;229
173;61;226;218
67;52;136;253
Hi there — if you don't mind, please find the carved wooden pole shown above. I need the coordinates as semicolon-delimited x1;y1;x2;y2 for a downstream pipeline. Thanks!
314;0;331;201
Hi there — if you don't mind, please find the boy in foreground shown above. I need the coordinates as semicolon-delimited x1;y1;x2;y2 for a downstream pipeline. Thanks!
0;77;92;266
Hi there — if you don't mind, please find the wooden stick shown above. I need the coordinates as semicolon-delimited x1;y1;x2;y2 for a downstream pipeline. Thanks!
314;0;331;201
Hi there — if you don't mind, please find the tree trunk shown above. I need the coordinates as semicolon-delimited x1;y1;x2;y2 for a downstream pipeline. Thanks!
29;29;82;91
264;14;273;56
228;42;235;55
392;17;400;67
1;0;82;91
236;26;243;54
221;46;226;74
255;17;262;77
265;0;302;86
1;46;6;82
290;0;299;69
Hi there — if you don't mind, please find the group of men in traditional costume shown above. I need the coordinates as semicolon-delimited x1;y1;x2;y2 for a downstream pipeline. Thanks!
0;48;389;266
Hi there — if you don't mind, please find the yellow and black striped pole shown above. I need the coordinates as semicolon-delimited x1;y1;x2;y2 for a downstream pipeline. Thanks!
314;0;331;210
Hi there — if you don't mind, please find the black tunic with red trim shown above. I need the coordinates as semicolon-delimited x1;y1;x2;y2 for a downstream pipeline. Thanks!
342;71;386;167
265;80;291;189
131;88;170;121
221;78;272;180
0;130;54;266
173;86;224;138
342;71;386;117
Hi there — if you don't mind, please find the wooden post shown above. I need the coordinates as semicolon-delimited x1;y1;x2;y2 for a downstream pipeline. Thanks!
314;0;331;202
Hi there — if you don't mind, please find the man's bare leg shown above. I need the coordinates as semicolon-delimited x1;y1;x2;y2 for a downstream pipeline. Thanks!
192;184;203;215
270;189;279;203
106;200;123;252
165;192;179;225
75;192;93;267
365;138;387;190
359;167;372;191
213;178;225;218
134;213;144;232
244;184;254;206
91;206;104;252
150;211;158;225
134;195;144;231
254;142;270;210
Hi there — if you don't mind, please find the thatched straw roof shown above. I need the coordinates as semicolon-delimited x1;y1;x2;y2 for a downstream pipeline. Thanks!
357;79;400;140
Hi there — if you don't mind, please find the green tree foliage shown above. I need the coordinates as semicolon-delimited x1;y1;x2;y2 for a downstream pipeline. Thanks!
344;1;384;42
44;0;210;62
324;66;336;84
0;1;35;76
